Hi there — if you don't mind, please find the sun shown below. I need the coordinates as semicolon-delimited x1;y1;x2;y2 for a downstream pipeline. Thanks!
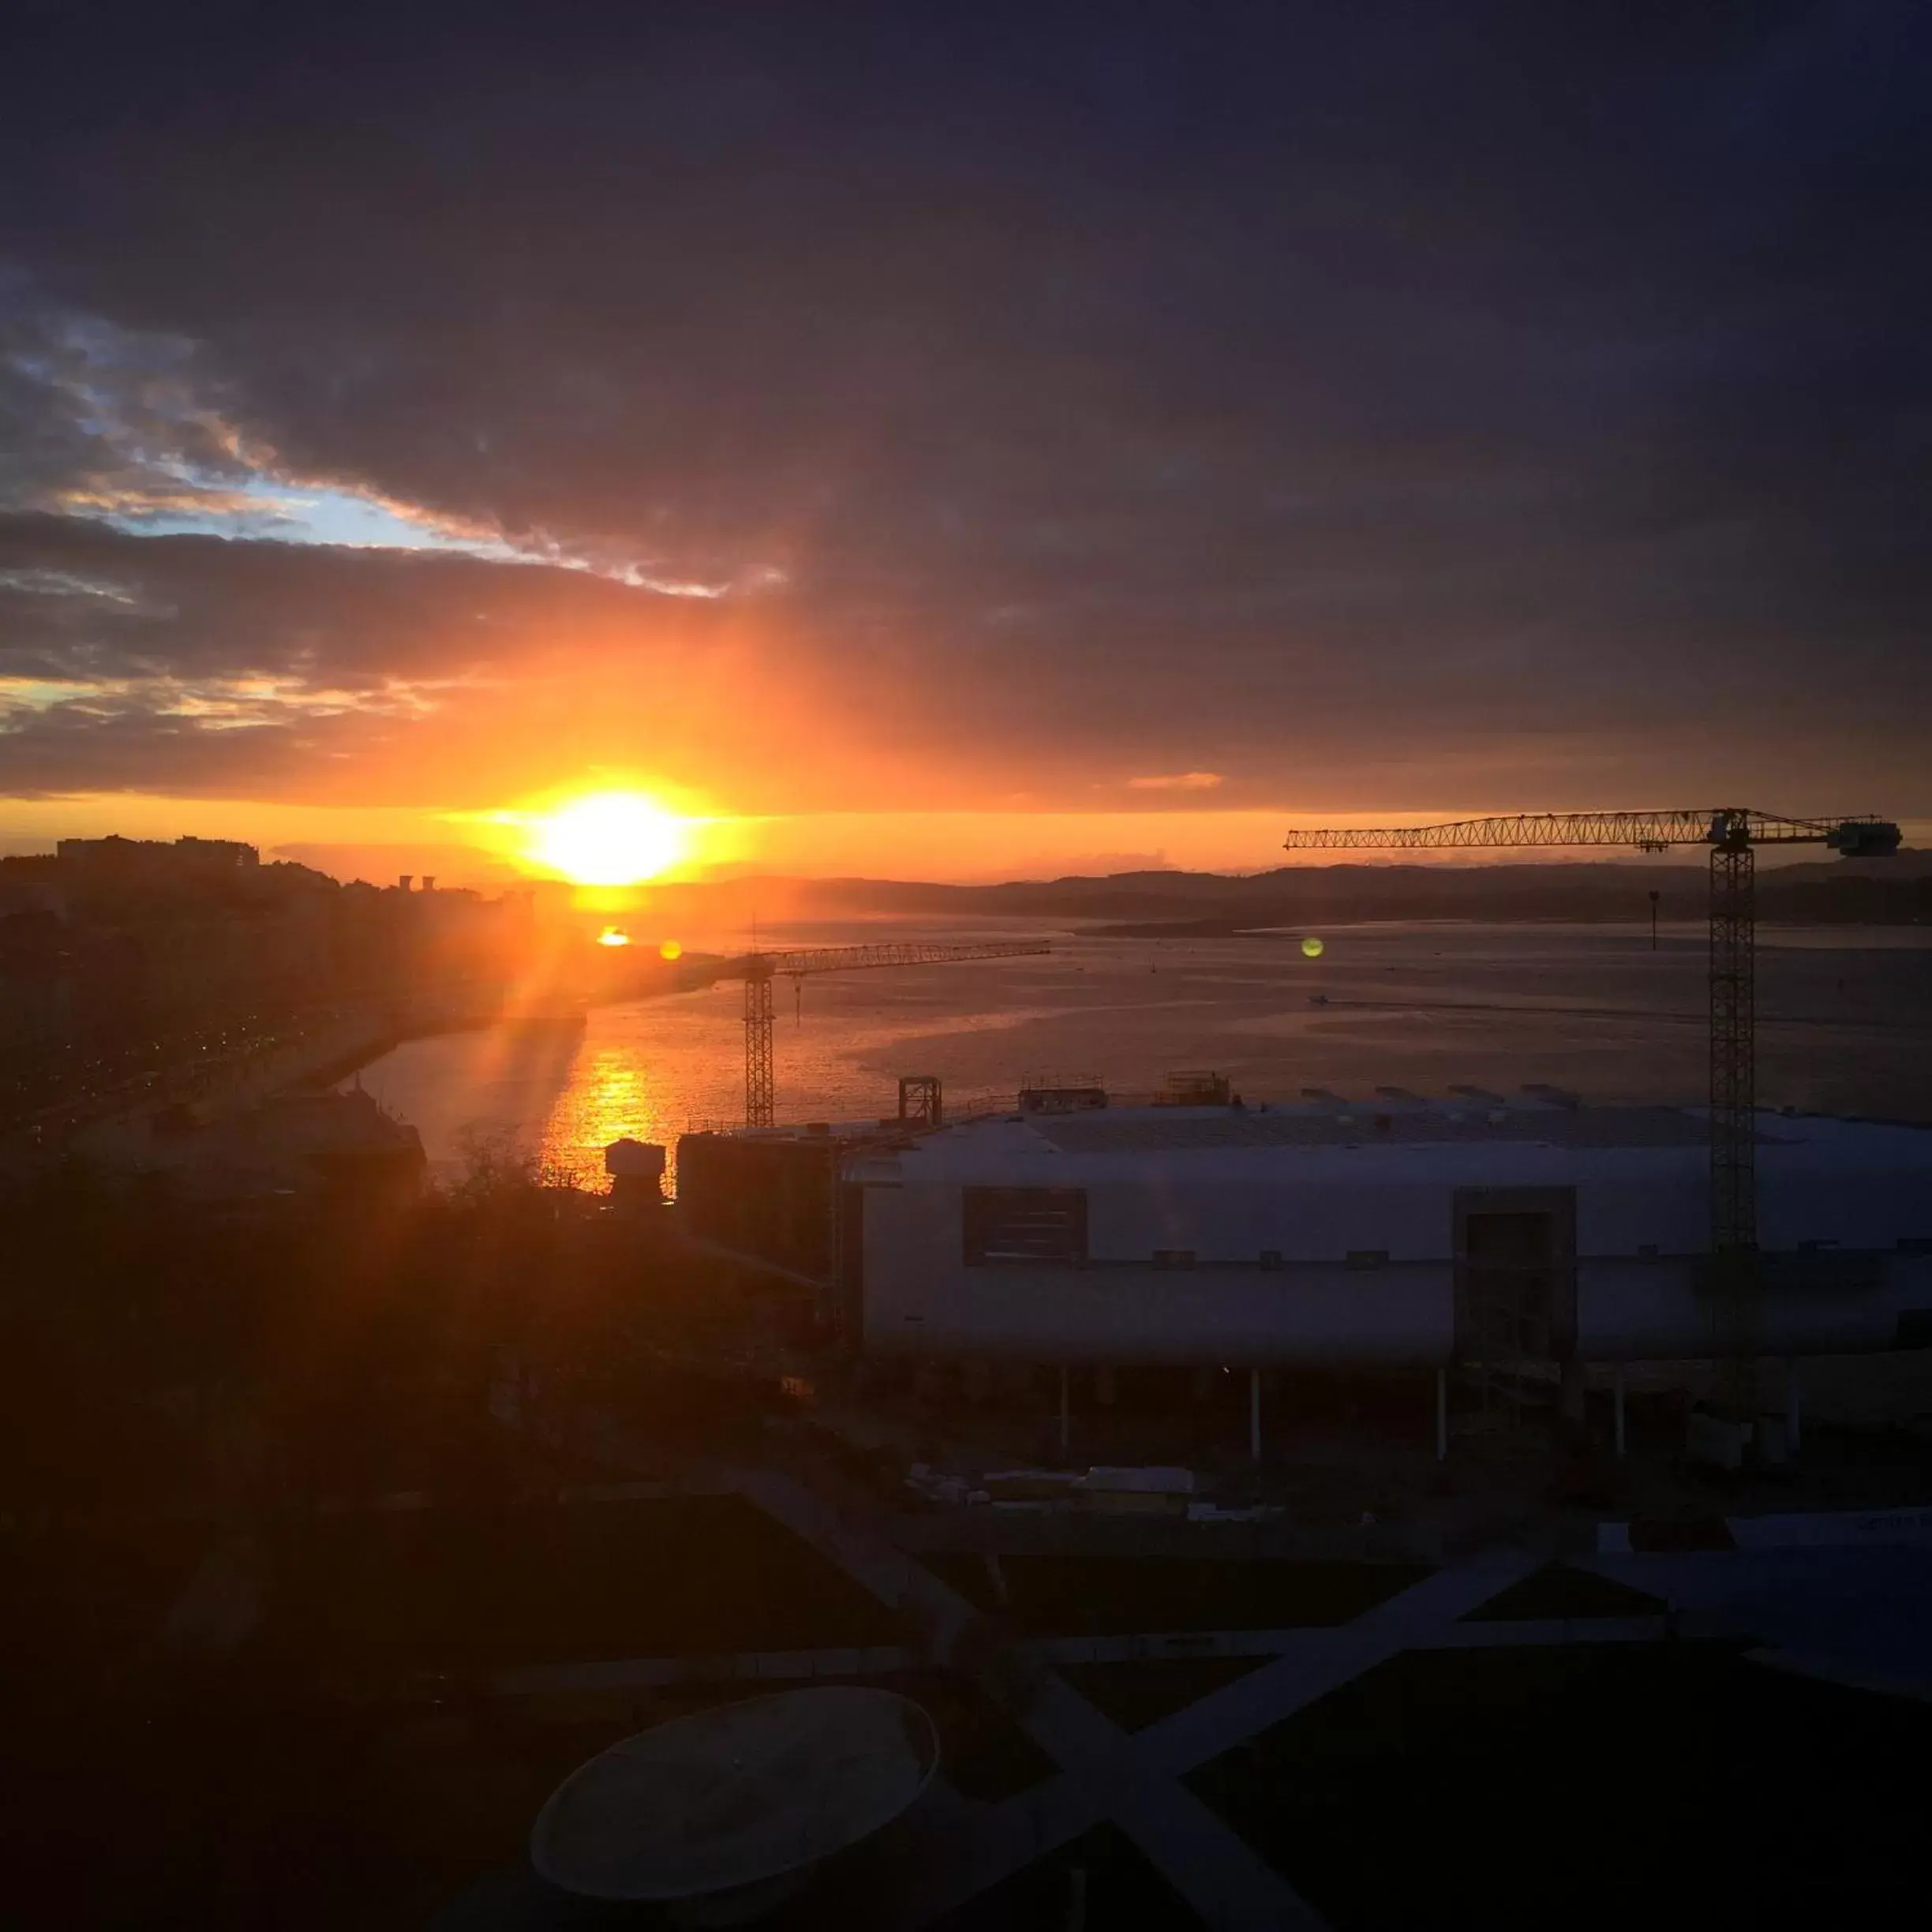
533;792;689;886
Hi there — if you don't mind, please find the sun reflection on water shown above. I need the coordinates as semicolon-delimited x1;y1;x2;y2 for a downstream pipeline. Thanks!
538;1046;672;1186
348;925;1932;1211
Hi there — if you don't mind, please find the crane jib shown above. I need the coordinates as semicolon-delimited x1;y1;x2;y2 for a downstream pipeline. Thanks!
726;939;1051;1126
1279;810;1898;853
724;939;1052;982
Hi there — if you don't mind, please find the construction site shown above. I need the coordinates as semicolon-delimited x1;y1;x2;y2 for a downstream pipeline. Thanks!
668;811;1926;1486
486;809;1925;1925
19;810;1932;1932
450;790;1932;1932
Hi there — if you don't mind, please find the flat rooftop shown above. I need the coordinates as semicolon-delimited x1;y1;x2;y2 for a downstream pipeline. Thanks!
1031;1103;1717;1155
827;1097;1932;1201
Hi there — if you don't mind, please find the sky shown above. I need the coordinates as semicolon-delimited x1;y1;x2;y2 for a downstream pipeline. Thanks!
2;2;1928;882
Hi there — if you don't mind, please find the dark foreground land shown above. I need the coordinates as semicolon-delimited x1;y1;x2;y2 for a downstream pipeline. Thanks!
13;1485;1932;1930
6;1160;1932;1930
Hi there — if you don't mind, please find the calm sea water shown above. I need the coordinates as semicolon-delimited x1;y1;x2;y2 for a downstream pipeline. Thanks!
346;919;1932;1191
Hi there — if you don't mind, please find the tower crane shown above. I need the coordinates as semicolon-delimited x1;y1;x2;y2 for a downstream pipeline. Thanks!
707;940;1051;1127
1281;810;1900;1268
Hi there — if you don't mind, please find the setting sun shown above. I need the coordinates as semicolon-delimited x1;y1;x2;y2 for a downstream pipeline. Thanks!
532;792;688;886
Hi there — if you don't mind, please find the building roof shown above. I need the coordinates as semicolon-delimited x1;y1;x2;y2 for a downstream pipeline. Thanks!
1032;1103;1716;1155
852;1099;1932;1196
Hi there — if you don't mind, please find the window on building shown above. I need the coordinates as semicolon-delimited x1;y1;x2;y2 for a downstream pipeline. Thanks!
962;1186;1088;1265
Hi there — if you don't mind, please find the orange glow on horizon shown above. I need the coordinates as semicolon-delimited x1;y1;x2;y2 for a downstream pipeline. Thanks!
597;926;631;947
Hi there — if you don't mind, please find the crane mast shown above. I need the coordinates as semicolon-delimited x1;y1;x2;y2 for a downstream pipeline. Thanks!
1709;825;1754;1265
714;940;1051;1127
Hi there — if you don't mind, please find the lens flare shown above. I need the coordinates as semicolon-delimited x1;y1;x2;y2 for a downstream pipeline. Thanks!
659;938;683;961
1301;934;1325;958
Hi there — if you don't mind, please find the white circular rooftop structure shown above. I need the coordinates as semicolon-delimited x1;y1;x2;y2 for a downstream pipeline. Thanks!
530;1687;939;1908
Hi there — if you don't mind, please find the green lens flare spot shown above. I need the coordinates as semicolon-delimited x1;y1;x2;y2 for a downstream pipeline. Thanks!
1301;935;1325;959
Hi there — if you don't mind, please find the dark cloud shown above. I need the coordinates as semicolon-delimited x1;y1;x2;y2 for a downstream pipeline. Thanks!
0;511;765;800
1;2;1928;814
0;512;709;687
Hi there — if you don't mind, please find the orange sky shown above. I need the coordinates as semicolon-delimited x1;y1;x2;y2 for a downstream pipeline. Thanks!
5;12;1930;878
0;791;1419;882
6;788;1926;889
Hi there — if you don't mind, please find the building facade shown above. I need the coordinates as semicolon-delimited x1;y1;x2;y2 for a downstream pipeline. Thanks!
687;1097;1932;1369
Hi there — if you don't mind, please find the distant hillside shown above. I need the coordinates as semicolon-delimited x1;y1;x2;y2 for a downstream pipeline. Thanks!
647;855;1932;930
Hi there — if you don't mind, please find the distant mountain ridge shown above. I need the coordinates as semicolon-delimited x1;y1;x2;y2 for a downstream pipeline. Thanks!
646;853;1932;930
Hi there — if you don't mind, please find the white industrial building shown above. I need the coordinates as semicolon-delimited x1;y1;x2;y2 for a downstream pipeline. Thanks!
839;1095;1932;1369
